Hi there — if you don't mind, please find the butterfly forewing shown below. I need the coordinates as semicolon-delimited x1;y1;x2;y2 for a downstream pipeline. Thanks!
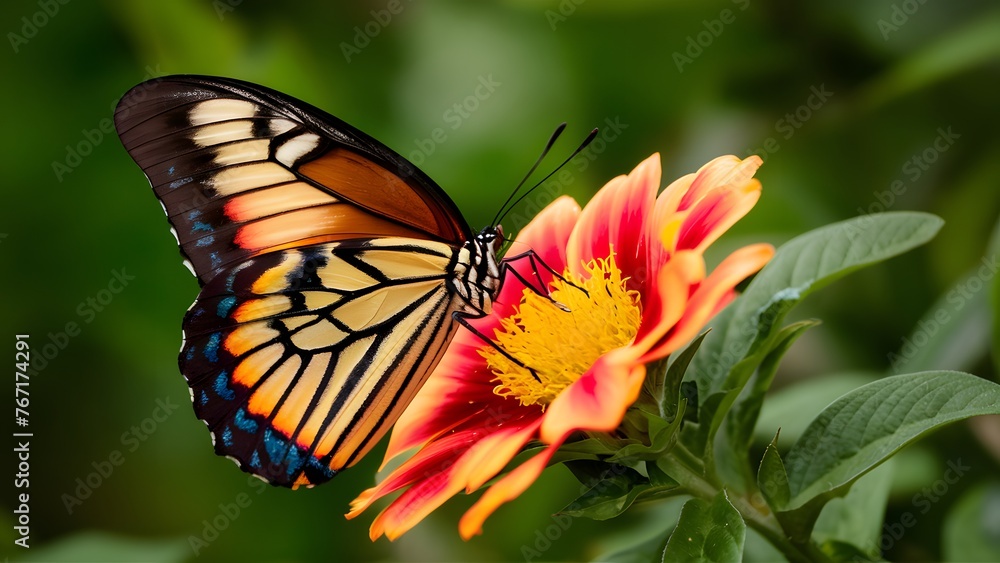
115;75;493;488
114;76;470;285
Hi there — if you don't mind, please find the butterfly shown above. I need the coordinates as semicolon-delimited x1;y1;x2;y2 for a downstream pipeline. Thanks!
113;75;523;488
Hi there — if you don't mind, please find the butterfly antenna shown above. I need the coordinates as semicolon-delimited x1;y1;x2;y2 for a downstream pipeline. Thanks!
496;127;599;227
491;123;567;227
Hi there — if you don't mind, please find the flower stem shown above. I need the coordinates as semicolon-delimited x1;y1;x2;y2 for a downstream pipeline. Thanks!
657;452;829;563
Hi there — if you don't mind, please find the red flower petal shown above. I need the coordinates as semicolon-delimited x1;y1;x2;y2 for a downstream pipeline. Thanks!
632;250;704;355
539;350;646;444
458;441;558;540
642;243;775;361
348;431;478;518
566;154;660;292
452;419;542;491
676;180;761;253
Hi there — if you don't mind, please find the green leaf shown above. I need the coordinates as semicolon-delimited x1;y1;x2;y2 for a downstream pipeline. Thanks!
510;437;615;472
686;212;943;456
728;320;819;452
596;530;672;563
663;491;746;563
757;434;790;510
660;332;709;421
782;371;1000;524
812;458;896;559
943;482;1000;562
647;459;680;488
611;402;687;463
753;372;880;446
589;497;688;563
720;320;819;490
560;462;653;521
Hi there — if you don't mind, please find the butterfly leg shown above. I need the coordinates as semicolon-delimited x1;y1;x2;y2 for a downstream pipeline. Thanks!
500;251;590;310
452;312;541;382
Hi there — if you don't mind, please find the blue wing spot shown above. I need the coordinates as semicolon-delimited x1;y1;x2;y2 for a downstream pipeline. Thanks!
250;450;261;468
196;235;215;247
187;209;202;220
214;371;235;400
210;252;222;268
263;429;285;464
234;408;259;433
261;429;306;479
217;296;237;318
284;447;304;479
169;177;193;189
199;390;209;406
222;427;234;447
308;457;335;480
186;345;196;361
204;333;221;363
192;221;214;233
168;165;175;176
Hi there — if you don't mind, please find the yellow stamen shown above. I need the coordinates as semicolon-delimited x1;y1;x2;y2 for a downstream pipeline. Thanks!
480;254;641;408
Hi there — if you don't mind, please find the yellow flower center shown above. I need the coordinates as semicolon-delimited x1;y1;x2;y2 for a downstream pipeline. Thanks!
480;254;642;408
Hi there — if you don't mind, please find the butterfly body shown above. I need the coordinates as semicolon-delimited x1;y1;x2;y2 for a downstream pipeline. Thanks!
115;76;502;487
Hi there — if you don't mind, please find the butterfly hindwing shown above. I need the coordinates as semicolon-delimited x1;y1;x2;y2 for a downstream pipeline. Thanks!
181;238;467;487
114;75;471;285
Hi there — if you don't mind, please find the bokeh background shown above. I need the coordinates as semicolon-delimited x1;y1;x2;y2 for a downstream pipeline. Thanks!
2;1;999;561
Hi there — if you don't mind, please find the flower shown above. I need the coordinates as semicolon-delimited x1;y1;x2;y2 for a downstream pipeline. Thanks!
346;153;775;540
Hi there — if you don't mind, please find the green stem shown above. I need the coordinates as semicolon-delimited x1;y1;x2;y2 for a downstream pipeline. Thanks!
657;454;831;563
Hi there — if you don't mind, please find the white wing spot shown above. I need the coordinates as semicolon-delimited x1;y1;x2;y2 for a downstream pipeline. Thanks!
189;99;258;126
182;260;197;277
269;118;297;136
275;133;321;167
192;120;255;148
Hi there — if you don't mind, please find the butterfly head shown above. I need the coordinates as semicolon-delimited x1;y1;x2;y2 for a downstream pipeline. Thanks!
477;224;502;245
452;226;503;316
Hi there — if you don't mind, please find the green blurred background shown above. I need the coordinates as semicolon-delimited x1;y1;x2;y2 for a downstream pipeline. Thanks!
2;1;999;561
